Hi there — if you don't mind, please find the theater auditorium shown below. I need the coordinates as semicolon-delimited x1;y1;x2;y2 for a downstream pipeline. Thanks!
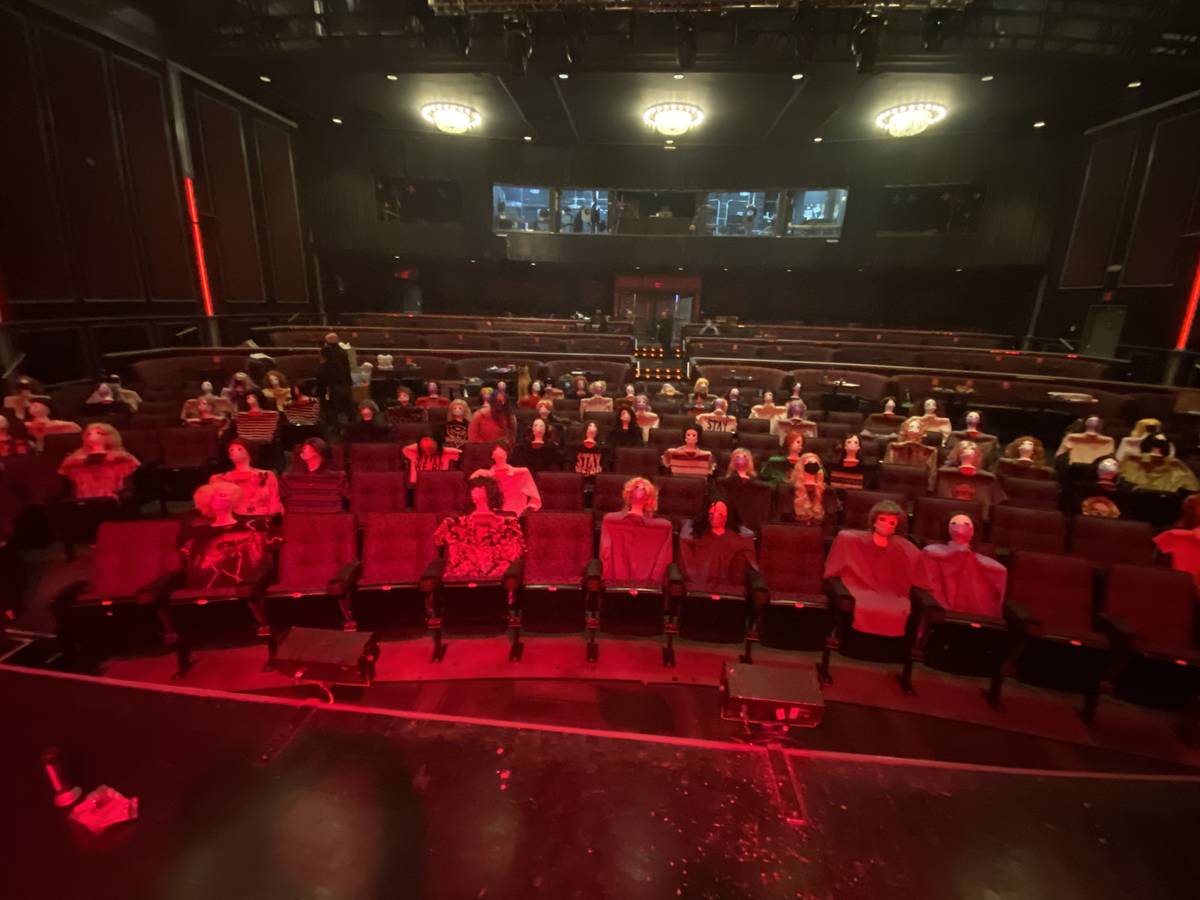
3;1;1200;898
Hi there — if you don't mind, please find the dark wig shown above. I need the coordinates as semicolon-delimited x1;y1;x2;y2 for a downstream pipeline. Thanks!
468;474;505;512
691;491;742;538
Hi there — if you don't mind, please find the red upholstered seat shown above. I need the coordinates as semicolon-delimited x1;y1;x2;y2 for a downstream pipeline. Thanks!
591;473;629;527
699;431;736;451
737;433;777;452
359;512;439;587
876;463;930;508
269;513;357;595
1103;564;1197;655
350;471;409;526
79;520;182;603
911;497;984;546
989;506;1067;555
818;421;853;440
119;429;163;466
654;476;708;531
414;470;467;516
1007;551;1097;634
388;422;432;444
826;411;865;428
41;432;83;464
459;442;496;475
614;447;661;478
840;490;907;532
161;426;220;470
534;472;585;511
524;511;595;586
1070;516;1155;568
1001;476;1061;510
758;524;834;653
349;442;404;474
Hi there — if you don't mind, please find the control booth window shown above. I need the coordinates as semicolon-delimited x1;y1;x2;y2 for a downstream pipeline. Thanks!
493;184;551;232
558;189;609;233
704;191;782;236
787;188;849;238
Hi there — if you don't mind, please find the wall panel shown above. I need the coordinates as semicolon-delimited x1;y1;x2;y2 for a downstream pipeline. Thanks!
112;58;193;301
254;120;308;304
194;91;265;302
39;27;143;301
0;9;72;302
1059;131;1138;289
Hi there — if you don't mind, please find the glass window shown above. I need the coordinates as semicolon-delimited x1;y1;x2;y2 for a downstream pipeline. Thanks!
557;189;609;233
786;188;849;238
492;184;552;232
704;191;782;236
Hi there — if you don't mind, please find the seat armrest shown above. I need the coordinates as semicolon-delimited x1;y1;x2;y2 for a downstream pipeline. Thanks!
138;569;185;605
420;557;447;592
910;586;945;625
53;579;91;609
664;563;686;598
582;557;603;593
1003;599;1042;638
502;556;525;592
1095;612;1138;649
825;576;855;614
328;560;363;596
746;568;769;604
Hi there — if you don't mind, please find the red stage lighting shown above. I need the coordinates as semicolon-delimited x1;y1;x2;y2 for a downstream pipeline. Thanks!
1175;250;1200;350
184;177;215;318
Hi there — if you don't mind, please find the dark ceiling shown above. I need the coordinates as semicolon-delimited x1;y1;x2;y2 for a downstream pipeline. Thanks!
62;0;1200;147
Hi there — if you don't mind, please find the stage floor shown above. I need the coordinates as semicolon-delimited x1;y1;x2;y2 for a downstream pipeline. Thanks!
2;666;1198;900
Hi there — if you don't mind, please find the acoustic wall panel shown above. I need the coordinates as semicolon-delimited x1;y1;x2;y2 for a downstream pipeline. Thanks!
1059;131;1138;289
0;9;72;302
111;58;193;302
1122;110;1200;287
254;120;308;304
195;91;265;302
39;28;143;301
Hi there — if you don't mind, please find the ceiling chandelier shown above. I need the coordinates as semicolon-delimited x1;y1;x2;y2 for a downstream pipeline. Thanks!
875;102;948;137
420;102;482;134
643;102;705;137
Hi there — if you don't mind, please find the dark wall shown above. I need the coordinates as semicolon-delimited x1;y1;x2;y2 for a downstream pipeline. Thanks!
297;125;1075;333
1045;93;1200;349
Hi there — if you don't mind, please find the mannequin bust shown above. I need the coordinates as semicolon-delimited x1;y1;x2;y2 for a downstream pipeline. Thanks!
884;417;938;488
824;499;928;639
946;410;998;465
725;387;747;420
518;379;544;410
235;393;281;444
921;514;1007;618
513;417;562;474
786;452;834;525
662;426;715;477
433;476;526;579
678;498;757;595
24;401;81;449
1115;418;1174;463
772;399;819;446
570;376;589;399
280;438;346;514
388;386;428;425
996;435;1055;480
1120;432;1199;493
696;397;738;433
916;398;952;439
936;441;1006;519
210;439;282;519
4;376;48;421
580;380;614;414
686;378;713;415
863;396;907;436
760;431;806;487
58;423;139;500
416;380;450;409
470;443;542;516
634;394;660;441
726;448;756;481
830;433;877;491
571;421;609;476
1056;415;1116;465
262;371;291;410
402;433;462;485
1153;495;1200;588
607;406;644;448
750;390;787;421
440;399;471;449
599;477;673;583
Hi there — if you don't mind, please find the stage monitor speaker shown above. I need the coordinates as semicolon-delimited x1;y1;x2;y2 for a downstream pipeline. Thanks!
719;661;824;729
1079;304;1126;359
270;627;379;689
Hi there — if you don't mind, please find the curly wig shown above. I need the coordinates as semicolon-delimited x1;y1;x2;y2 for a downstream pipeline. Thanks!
193;480;243;519
468;475;505;512
621;476;659;514
725;448;757;478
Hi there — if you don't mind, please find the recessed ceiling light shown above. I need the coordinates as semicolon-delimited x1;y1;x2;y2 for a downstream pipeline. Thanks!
644;102;705;136
1127;80;1143;89
677;267;684;272
665;139;674;144
876;102;948;137
813;136;823;143
558;72;569;80
1033;120;1046;128
530;262;537;266
980;75;994;82
393;255;400;259
785;268;792;273
258;74;272;83
331;116;343;125
791;73;804;81
673;73;684;80
663;145;677;151
470;259;476;263
722;267;728;272
634;266;640;270
955;267;964;272
386;74;399;82
523;135;532;142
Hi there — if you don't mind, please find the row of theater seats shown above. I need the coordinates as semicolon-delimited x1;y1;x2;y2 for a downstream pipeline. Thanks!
263;328;637;356
680;325;1010;349
56;508;1199;718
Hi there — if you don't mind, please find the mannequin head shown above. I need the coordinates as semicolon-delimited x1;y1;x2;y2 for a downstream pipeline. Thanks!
584;421;600;443
200;381;215;396
683;426;700;449
1084;416;1102;434
948;513;975;546
426;381;440;397
298;437;330;472
489;391;511;420
1018;439;1035;460
530;380;544;397
81;423;120;454
617;406;634;429
761;391;775;405
953;441;981;472
324;332;340;346
227;440;252;469
448;399;469;422
1006;435;1045;465
530;418;547;442
923;398;938;416
490;443;510;468
1131;418;1161;438
883;396;897;415
1097;456;1120;484
231;372;252;394
395;387;412;407
572;376;588;395
479;386;494;408
793;452;825;486
266;371;287;390
468;475;503;514
245;394;262;412
625;384;636;398
900;417;926;442
790;384;802;399
728;387;740;404
14;376;37;396
693;378;710;397
193;481;242;525
727;448;756;478
841;433;862;462
416;434;441;458
706;499;729;535
622;476;658;514
634;394;651;413
536;399;553;420
94;383;114;403
358;400;378;423
786;399;807;421
965;411;981;431
197;397;215;418
713;398;729;415
869;500;904;540
589;380;607;397
783;431;805;458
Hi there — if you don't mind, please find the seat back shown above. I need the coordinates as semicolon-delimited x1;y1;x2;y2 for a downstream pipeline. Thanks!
1104;564;1196;649
841;490;907;532
738;433;777;452
826;411;865;428
349;442;404;474
614;446;661;478
592;473;630;525
989;506;1067;554
413;469;467;515
877;463;930;506
817;421;852;440
350;471;408;525
1070;517;1155;567
388;422;432;444
41;432;83;464
911;497;984;545
161;426;220;468
119;429;163;466
361;512;438;585
524;511;595;584
459;442;495;475
91;520;182;597
758;524;824;597
699;431;736;451
276;513;357;591
654;475;708;528
535;471;585;511
1001;476;1061;510
1008;551;1095;632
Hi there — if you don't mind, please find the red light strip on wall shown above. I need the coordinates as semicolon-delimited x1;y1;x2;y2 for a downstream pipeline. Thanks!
1175;250;1200;351
184;177;215;318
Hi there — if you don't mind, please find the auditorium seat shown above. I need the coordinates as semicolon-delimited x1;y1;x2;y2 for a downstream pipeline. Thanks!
654;476;708;531
414;470;468;516
534;472;585;511
841;490;907;532
354;512;440;630
1099;564;1200;706
349;471;409;526
520;510;597;635
988;506;1067;556
1001;477;1061;511
740;418;770;434
591;473;629;527
989;551;1108;718
458;442;495;475
876;464;931;510
614;447;661;478
349;442;405;474
40;432;83;466
737;433;778;454
388;422;432;444
911;497;984;546
1069;517;1155;568
266;513;361;631
698;431;736;452
826;411;865;429
54;519;182;663
817;422;853;441
581;411;616;432
159;426;221;505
